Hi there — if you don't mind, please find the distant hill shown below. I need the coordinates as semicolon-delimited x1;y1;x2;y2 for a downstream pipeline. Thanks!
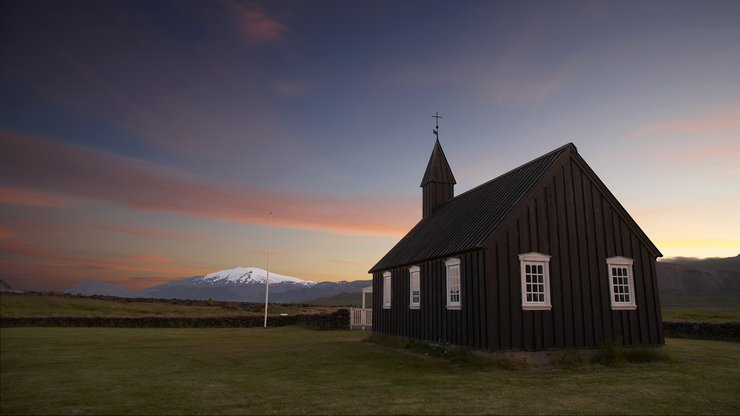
305;292;366;307
657;255;740;294
657;255;740;308
0;279;21;293
66;279;133;297
660;255;740;273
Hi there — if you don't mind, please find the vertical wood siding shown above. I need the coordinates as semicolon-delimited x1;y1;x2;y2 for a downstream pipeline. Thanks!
423;182;454;218
372;153;663;351
483;156;663;350
372;250;488;349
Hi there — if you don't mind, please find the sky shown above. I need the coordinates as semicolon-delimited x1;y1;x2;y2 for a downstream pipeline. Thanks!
1;0;739;291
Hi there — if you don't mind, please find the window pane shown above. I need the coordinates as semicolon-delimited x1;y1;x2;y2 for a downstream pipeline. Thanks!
383;275;391;306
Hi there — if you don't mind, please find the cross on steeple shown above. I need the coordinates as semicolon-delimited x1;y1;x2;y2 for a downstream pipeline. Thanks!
432;112;442;137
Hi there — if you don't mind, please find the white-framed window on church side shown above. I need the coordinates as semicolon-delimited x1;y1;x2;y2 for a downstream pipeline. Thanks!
409;266;420;309
445;258;461;310
383;271;391;309
519;252;552;310
606;257;637;310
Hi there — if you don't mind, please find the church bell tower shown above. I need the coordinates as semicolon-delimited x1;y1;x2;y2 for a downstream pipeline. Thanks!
420;114;455;218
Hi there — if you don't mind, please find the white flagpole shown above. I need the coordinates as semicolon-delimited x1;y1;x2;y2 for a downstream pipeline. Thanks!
263;211;272;328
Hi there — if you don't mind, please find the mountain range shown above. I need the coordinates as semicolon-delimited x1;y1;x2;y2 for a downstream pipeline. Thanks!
63;256;740;306
656;255;740;307
65;267;372;304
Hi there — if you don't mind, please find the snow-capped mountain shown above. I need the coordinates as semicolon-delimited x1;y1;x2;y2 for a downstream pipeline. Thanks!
196;267;316;286
65;266;370;303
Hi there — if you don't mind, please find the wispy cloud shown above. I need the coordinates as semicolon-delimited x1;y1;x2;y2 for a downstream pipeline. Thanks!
621;105;740;170
0;129;418;238
95;224;215;242
661;140;740;165
273;80;310;97
489;69;575;108
0;186;67;208
225;1;287;43
627;105;740;139
0;240;212;277
2;3;312;178
127;255;174;264
3;221;77;238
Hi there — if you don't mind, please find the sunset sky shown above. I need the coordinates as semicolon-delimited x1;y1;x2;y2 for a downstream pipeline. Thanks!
1;0;739;291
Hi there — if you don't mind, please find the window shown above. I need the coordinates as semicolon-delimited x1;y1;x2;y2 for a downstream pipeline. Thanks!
519;252;552;310
606;257;636;310
382;271;391;309
445;258;461;309
409;266;420;309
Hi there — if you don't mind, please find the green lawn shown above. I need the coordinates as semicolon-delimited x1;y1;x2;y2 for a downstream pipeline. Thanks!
1;327;739;415
0;293;337;318
662;307;740;323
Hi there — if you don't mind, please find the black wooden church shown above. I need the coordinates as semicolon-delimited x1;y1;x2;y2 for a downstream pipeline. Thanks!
369;137;664;351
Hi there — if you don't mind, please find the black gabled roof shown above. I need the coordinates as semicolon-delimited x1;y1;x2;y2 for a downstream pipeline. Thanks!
370;143;573;273
420;138;456;186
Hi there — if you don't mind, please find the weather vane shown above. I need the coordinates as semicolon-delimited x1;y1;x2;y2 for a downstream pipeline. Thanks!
433;112;442;138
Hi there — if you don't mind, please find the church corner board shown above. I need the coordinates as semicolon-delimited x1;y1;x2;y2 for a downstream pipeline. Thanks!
369;139;663;351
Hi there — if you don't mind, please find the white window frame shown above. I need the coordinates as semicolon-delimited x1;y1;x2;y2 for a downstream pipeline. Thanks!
606;256;637;310
445;258;461;310
409;266;420;309
519;252;552;310
382;271;391;309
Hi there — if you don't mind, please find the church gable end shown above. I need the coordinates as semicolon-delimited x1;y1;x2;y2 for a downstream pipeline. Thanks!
483;148;663;351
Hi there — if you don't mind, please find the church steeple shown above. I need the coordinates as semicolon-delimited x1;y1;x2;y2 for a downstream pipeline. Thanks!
421;137;456;218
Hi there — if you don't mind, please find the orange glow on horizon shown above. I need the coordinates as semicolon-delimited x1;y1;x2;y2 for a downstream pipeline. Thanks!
655;239;739;259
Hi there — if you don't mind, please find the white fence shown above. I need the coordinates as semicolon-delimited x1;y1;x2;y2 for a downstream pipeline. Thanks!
350;308;372;329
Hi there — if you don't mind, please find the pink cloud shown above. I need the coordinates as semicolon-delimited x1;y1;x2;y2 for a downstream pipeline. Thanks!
0;240;57;258
0;240;212;278
3;220;211;244
96;224;215;242
628;105;740;139
661;140;740;165
5;221;77;238
0;129;418;238
226;1;287;43
127;255;174;264
490;73;572;108
0;227;13;239
0;186;67;208
487;49;584;108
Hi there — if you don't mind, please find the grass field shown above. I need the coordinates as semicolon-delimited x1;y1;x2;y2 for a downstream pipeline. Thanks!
660;293;740;309
5;292;738;323
2;327;739;415
0;293;338;318
662;307;740;323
